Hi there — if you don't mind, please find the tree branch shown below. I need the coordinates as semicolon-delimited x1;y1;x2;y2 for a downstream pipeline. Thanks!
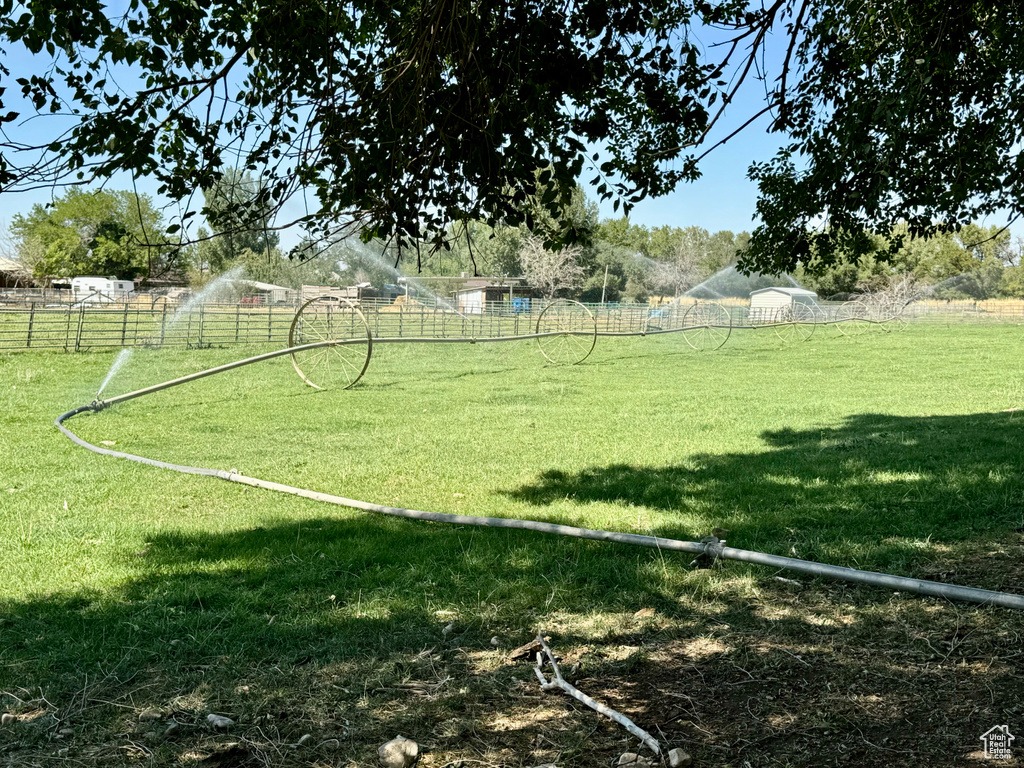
533;633;662;756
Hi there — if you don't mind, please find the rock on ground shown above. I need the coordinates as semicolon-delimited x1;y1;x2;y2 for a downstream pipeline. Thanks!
378;735;419;768
206;714;235;730
615;753;656;767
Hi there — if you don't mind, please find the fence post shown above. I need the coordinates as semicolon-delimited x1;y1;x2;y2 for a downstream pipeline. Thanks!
235;304;240;343
121;302;129;346
267;304;272;341
26;302;35;348
74;305;85;352
64;305;72;351
198;304;205;347
160;301;167;346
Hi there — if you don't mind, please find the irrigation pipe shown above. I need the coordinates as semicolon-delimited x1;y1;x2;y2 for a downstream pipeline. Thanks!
55;348;1024;612
95;338;357;408
370;326;726;342
92;329;596;408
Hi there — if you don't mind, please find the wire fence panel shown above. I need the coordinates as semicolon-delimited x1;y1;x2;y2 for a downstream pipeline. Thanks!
0;302;296;351
2;292;1024;352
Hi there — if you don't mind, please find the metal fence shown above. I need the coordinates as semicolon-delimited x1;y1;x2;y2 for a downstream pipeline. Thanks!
0;301;296;351
2;291;1023;352
0;296;702;351
906;300;1024;322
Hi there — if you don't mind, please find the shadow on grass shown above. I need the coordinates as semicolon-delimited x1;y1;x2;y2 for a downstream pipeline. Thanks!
0;513;699;693
504;411;1024;572
3;508;906;763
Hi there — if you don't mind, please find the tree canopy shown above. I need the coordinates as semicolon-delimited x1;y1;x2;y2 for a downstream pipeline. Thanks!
10;187;177;279
1;0;1021;274
196;167;280;272
793;223;1024;300
748;0;1024;274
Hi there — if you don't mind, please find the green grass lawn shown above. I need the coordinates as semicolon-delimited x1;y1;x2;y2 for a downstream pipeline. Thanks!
2;322;1023;766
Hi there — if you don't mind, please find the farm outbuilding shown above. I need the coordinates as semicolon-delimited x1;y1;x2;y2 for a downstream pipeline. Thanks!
749;287;819;322
302;283;372;303
454;281;534;314
230;279;295;304
0;257;32;288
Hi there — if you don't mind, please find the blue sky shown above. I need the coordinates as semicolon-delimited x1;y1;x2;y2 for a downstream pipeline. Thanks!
0;106;781;252
589;112;781;236
0;134;775;246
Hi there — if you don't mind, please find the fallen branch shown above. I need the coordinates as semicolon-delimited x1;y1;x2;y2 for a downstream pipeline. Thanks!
532;633;662;757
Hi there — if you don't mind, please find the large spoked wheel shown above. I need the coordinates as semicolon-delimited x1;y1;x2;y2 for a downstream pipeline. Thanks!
535;299;598;365
682;302;732;350
289;297;373;389
879;303;909;332
836;300;870;336
774;303;816;342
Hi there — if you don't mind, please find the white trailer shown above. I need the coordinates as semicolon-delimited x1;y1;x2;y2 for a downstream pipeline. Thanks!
71;276;136;304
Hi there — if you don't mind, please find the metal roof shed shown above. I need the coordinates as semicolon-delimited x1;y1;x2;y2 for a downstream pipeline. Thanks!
0;257;32;288
749;287;818;323
230;279;295;304
453;282;533;314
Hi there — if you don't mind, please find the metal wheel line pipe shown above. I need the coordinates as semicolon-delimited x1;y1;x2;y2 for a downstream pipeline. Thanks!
97;330;601;408
374;327;720;340
95;328;704;408
95;315;875;410
96;337;361;408
56;398;1024;612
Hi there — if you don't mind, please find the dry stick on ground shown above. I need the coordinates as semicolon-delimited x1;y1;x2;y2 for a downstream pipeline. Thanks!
532;633;663;757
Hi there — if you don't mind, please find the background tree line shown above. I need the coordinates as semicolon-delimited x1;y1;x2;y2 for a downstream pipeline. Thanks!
794;224;1024;300
8;174;1024;303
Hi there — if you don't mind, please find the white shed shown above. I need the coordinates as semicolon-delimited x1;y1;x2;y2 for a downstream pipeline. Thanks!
749;287;818;323
230;279;295;304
